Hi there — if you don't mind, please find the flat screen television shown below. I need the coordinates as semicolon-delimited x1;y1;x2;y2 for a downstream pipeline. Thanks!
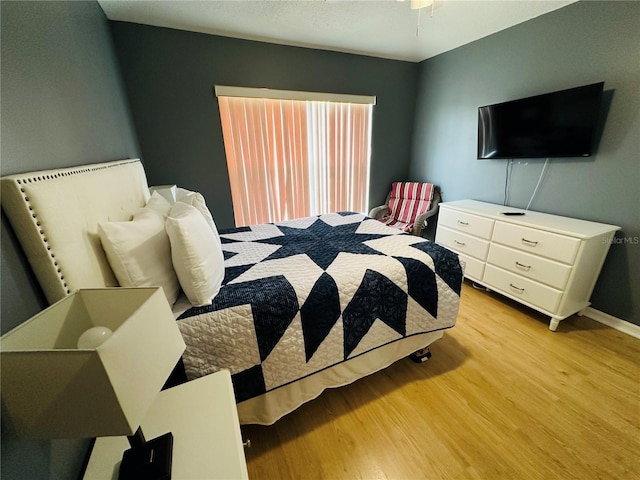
477;82;604;159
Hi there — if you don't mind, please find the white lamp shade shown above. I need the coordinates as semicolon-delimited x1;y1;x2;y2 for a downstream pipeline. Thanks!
0;287;186;440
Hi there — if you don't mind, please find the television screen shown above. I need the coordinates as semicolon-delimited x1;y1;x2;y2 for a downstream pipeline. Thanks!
477;82;604;159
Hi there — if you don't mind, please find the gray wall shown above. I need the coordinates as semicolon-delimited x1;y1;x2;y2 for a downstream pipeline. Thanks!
0;1;140;478
109;22;419;230
1;2;637;479
410;1;640;326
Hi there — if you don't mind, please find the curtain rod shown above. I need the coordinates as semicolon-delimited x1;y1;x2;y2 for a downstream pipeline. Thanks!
214;85;376;105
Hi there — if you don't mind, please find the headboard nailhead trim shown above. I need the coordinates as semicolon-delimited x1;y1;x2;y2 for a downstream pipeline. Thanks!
13;160;140;186
13;159;141;296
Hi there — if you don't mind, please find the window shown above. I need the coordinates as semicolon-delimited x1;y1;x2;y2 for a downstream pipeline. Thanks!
216;86;375;227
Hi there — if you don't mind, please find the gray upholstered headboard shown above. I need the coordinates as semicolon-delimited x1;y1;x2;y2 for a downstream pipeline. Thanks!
1;159;150;304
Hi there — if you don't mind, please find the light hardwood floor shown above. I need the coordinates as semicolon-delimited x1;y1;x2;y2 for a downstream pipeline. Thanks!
241;282;640;479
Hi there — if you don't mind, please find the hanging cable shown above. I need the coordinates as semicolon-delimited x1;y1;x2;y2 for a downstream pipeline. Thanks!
504;159;513;206
526;158;549;211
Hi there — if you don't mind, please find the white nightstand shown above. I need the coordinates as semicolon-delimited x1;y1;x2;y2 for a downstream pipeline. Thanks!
83;370;249;479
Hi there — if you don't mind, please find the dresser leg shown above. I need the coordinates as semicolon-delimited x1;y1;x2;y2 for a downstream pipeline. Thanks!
549;317;561;331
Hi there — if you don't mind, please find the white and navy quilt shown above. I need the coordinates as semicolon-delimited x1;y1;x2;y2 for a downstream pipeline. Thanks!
177;212;463;403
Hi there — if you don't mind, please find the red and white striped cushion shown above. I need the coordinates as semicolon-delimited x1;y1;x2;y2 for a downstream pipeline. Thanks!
387;182;435;230
381;216;413;232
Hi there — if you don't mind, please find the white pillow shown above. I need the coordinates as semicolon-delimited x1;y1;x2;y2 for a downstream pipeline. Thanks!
176;188;217;234
166;202;225;306
145;191;173;218
149;185;177;204
98;207;181;305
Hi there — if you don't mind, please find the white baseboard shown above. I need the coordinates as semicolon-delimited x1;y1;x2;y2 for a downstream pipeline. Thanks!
583;307;640;339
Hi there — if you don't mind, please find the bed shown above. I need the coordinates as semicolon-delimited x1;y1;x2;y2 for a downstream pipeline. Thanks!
1;159;463;425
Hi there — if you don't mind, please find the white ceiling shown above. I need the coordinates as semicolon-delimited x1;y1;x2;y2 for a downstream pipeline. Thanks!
98;0;577;63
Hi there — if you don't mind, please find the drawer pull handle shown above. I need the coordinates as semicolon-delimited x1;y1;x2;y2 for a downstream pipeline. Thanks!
457;220;469;226
510;283;525;293
243;439;252;449
454;240;466;246
521;238;539;247
515;261;532;271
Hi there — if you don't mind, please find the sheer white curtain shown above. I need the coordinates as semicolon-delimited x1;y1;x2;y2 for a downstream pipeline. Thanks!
218;92;373;227
307;101;372;217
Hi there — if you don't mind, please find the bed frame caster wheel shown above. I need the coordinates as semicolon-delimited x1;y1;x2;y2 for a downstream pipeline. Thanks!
410;347;432;363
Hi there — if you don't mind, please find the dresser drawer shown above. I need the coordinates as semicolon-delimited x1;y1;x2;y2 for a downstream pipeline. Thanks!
457;253;485;281
487;244;572;290
438;208;494;240
484;265;563;313
436;226;490;261
492;222;580;264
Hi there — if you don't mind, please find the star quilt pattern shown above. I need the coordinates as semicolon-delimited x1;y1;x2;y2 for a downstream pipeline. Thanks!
177;212;463;403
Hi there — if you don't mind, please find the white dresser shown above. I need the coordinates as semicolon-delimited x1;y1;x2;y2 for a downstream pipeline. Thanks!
435;200;619;331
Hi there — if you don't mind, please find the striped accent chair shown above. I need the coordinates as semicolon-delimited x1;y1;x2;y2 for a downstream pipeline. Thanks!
369;182;441;236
